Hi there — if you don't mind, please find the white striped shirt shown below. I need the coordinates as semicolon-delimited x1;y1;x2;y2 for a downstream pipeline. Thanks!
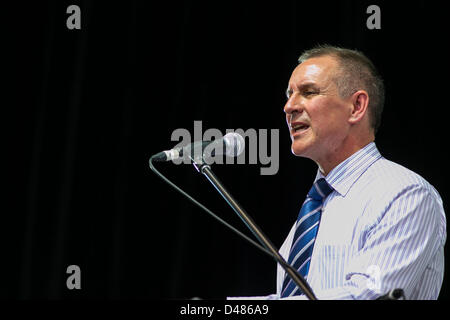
229;142;446;300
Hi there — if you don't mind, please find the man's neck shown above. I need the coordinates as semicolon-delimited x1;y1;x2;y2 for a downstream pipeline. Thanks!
317;138;375;176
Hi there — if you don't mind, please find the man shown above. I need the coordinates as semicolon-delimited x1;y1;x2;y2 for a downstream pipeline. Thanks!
230;45;446;300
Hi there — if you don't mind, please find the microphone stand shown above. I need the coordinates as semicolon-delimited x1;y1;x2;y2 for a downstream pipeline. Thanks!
191;158;317;300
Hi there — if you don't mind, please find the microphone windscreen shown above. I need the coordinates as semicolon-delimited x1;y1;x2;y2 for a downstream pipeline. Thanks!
223;132;245;157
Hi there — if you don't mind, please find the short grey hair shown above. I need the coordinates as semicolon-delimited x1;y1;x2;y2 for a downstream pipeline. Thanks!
298;45;385;134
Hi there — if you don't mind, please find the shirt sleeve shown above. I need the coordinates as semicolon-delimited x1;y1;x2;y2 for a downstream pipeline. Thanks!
308;184;444;300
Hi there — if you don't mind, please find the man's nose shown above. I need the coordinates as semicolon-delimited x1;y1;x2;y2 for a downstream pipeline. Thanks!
284;94;303;115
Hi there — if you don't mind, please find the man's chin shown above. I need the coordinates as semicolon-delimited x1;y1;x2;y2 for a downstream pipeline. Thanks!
290;139;317;160
291;146;308;158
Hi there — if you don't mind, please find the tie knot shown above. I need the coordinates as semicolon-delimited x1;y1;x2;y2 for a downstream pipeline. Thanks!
307;178;333;200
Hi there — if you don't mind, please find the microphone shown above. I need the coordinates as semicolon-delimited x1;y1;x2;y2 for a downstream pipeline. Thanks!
376;288;405;300
152;132;245;162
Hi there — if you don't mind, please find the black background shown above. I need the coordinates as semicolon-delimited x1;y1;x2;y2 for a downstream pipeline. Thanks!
4;1;449;300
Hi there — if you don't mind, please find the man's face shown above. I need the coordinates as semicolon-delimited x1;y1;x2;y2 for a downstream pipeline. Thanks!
284;56;352;166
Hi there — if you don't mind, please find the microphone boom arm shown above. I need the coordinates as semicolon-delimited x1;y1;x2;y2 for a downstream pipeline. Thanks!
192;158;317;300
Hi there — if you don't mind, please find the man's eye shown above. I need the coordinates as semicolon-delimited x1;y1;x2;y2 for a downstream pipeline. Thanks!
304;91;317;96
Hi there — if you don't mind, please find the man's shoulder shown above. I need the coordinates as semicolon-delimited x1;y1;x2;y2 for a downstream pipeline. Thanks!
363;156;446;242
359;157;445;225
367;157;435;193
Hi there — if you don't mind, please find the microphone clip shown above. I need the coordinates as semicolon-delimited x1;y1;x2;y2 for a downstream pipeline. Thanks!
191;155;210;173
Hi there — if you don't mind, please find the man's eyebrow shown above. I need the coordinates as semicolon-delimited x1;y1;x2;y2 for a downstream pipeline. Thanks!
286;82;318;97
297;82;318;90
291;82;318;90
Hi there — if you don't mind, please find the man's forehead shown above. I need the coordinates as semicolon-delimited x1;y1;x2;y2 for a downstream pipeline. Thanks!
290;56;338;85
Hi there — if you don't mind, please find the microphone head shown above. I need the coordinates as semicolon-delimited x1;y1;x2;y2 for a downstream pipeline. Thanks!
223;132;245;157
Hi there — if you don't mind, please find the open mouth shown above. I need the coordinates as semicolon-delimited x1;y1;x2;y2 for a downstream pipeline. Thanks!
291;122;310;134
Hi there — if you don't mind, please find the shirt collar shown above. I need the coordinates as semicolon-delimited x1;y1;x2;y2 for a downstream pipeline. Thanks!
314;142;382;197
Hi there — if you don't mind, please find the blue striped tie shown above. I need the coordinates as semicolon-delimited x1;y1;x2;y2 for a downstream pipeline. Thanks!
281;178;334;297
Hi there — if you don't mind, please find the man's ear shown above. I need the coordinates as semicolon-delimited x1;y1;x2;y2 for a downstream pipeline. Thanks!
348;90;369;125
